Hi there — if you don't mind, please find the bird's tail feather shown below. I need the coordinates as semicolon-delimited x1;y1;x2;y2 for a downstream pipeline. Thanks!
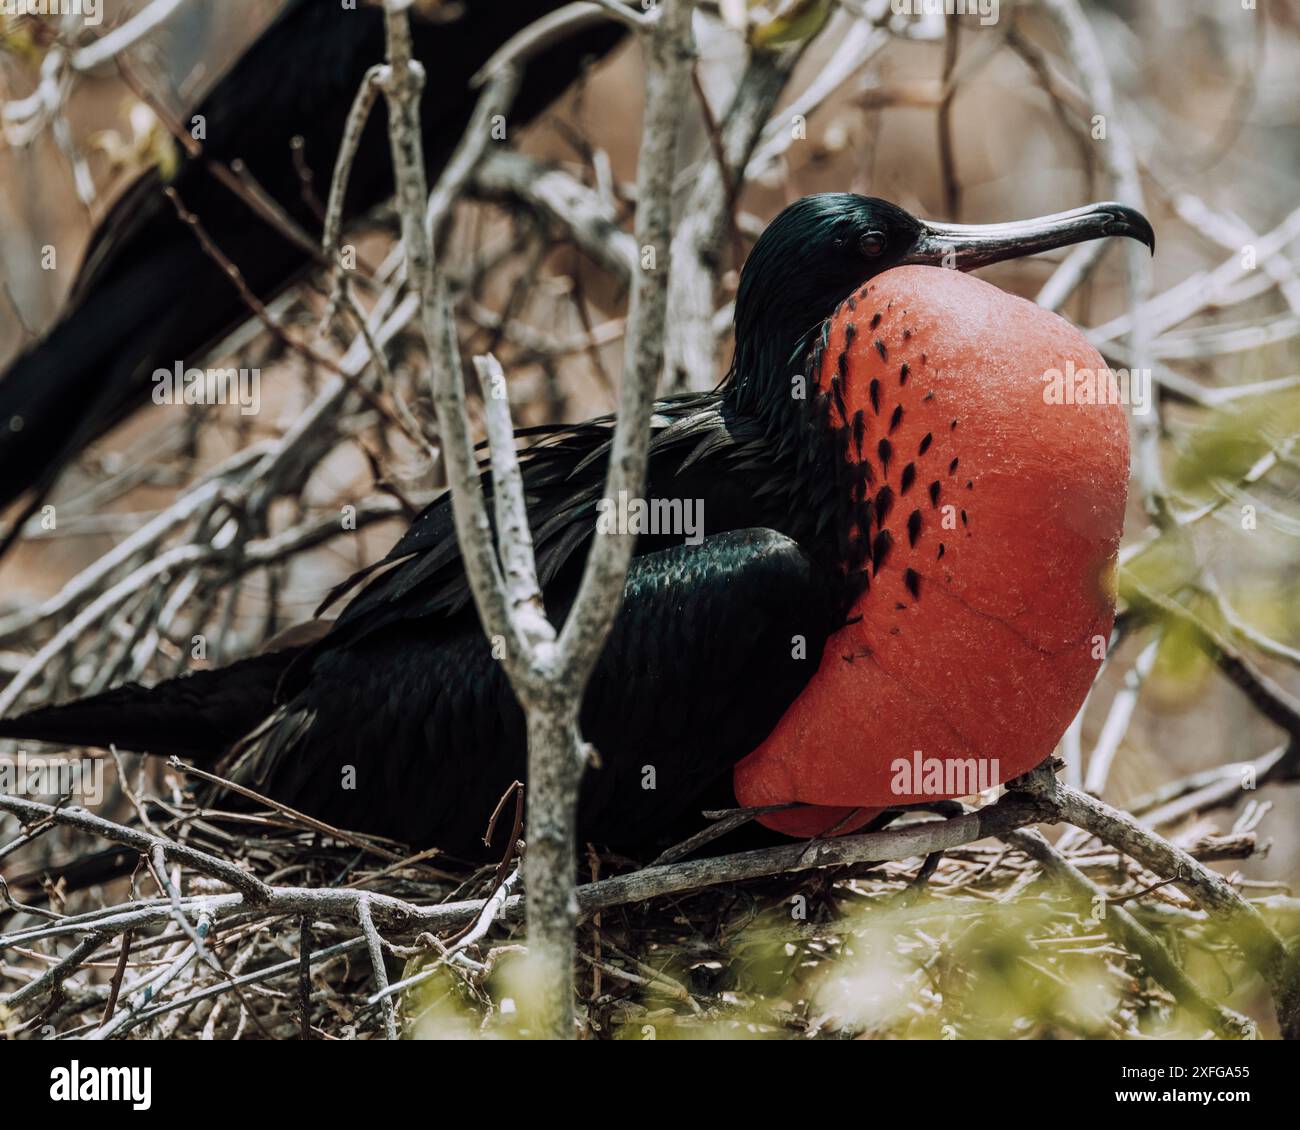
0;648;302;763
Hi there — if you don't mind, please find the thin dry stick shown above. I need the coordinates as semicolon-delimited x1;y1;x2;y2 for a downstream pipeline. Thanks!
71;0;189;71
3;933;104;1011
319;65;385;326
170;760;407;864
0;794;270;903
370;865;523;1004
426;68;522;252
1126;575;1300;748
358;895;397;1040
1137;746;1291;830
472;0;653;88
1085;635;1161;794
473;355;552;646
473;149;639;281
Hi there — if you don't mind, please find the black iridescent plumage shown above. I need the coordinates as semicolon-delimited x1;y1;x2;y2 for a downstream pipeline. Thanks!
0;196;940;856
0;143;1155;856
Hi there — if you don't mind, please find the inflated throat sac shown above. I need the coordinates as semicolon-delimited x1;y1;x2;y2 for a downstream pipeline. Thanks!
735;266;1128;836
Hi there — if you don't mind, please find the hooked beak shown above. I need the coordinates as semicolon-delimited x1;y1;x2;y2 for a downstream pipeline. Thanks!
899;201;1155;271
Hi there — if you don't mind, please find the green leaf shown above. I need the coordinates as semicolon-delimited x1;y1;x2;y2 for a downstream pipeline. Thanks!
749;0;833;49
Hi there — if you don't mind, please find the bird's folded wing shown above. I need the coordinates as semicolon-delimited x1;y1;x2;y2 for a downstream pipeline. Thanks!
226;528;843;852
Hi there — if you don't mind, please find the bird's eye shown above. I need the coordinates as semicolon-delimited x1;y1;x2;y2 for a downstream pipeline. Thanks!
860;231;886;258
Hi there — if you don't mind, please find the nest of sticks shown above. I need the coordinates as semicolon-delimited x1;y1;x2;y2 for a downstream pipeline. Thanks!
2;757;1296;1040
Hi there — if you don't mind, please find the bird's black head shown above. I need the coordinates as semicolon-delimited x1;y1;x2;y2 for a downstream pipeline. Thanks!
725;192;1154;416
731;196;923;377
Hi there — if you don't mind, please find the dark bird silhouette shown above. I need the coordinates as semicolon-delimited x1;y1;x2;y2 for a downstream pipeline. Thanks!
0;194;1154;860
0;0;623;536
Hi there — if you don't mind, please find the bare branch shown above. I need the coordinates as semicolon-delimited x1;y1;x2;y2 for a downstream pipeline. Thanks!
358;895;398;1039
1012;765;1297;1033
0;795;270;904
71;0;191;72
474;355;553;650
552;2;693;688
472;149;639;281
426;68;522;251
472;1;652;88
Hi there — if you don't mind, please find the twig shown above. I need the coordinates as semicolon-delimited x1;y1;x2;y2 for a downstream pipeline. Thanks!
2;791;1050;956
936;17;961;220
169;760;407;864
100;931;132;1025
472;150;639;281
666;45;804;391
1126;574;1300;750
319;65;386;326
71;0;190;71
472;0;651;88
0;795;271;904
369;865;523;1004
2;933;103;1011
163;187;421;439
1085;635;1161;794
1136;745;1293;831
358;895;397;1039
426;68;522;252
372;0;695;1038
650;803;797;865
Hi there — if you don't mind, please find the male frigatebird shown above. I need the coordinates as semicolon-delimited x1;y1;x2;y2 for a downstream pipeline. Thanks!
0;0;622;523
0;194;1153;859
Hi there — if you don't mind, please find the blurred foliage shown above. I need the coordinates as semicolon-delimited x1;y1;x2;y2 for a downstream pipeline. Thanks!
1168;390;1300;504
721;0;834;49
1149;604;1217;707
398;890;1260;1039
91;101;180;183
0;15;44;64
1120;533;1200;608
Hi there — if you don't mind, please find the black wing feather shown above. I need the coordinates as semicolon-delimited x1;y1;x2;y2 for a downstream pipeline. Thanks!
227;529;840;855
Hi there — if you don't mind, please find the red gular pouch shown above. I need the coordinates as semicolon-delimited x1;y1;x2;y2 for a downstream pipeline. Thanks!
734;266;1129;837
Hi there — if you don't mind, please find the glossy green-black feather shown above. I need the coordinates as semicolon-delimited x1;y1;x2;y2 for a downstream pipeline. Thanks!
230;529;840;854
